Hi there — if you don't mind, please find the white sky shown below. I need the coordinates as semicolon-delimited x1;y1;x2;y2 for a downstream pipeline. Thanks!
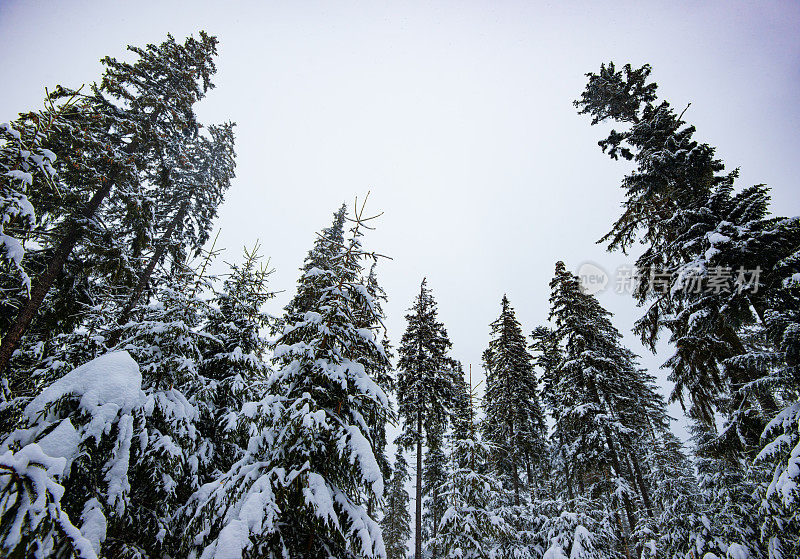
2;0;799;442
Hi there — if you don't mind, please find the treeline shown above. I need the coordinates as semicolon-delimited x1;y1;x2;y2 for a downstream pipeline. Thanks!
0;32;797;559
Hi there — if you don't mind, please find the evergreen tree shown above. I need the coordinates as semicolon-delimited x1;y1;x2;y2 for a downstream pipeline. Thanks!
110;121;237;341
396;278;458;559
0;100;64;308
546;261;670;555
435;402;507;559
686;421;764;559
382;446;412;559
186;200;390;558
355;262;395;488
753;244;800;557
196;242;274;478
641;430;700;559
0;31;226;383
575;61;798;453
283;203;348;320
482;295;546;504
0;351;146;558
576;60;800;555
111;264;214;556
530;326;566;500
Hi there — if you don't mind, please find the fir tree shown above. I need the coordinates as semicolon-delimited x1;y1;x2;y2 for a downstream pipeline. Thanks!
0;99;64;308
0;351;146;558
186;198;390;558
641;430;699;559
576;60;800;555
110;121;237;341
482;295;546;505
110;264;214;556
530;326;566;500
282;202;348;320
686;421;764;559
196;242;274;478
396;278;458;559
0;31;225;383
575;61;798;453
546;261;670;555
355;262;395;489
435;412;507;559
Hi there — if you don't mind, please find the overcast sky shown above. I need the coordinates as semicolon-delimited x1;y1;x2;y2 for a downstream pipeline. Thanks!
2;0;799;441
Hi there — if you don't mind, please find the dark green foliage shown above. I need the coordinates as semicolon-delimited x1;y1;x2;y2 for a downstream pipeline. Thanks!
397;278;459;559
482;295;546;504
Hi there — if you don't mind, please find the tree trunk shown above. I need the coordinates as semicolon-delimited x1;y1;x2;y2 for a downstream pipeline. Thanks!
107;201;188;347
559;430;576;501
601;423;638;533
415;413;423;559
525;450;536;501
511;440;521;506
0;168;119;377
587;377;638;532
629;450;655;517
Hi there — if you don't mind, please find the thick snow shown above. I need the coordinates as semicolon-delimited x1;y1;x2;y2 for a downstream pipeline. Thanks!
0;234;25;267
342;424;384;499
36;418;81;471
25;351;145;438
80;498;107;554
543;543;568;559
0;444;98;559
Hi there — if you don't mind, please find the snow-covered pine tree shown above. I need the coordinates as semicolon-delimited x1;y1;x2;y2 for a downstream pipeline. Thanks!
640;430;699;559
0;351;146;558
397;278;459;559
482;295;546;505
685;420;764;559
109;264;214;556
0;32;226;386
0;443;98;558
530;325;567;501
185;198;391;558
0;99;64;313
576;61;800;556
752;237;800;557
111;121;237;341
195;242;274;479
282;202;348;321
435;385;508;559
354;262;395;493
546;261;672;556
533;502;621;559
575;61;799;455
0;86;143;392
381;446;412;559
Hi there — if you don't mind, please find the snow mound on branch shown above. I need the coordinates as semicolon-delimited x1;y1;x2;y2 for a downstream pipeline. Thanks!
37;418;81;468
25;352;145;428
543;543;568;559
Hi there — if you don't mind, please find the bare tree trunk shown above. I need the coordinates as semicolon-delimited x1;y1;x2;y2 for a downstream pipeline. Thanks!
0;168;118;377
